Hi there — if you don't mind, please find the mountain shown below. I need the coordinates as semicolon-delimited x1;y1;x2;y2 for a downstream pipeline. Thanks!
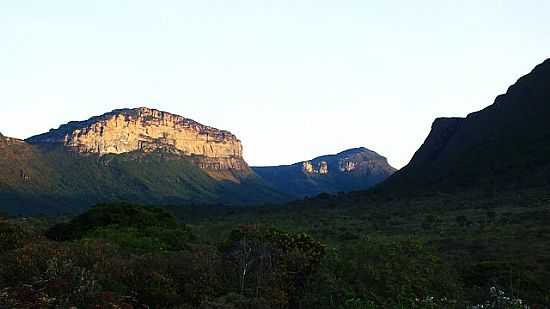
0;108;286;215
27;107;250;182
379;58;550;195
253;147;396;198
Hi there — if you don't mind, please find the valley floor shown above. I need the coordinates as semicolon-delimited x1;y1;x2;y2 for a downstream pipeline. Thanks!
1;188;550;308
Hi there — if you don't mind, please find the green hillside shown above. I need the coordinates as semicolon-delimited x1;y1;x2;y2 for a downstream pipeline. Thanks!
0;139;286;215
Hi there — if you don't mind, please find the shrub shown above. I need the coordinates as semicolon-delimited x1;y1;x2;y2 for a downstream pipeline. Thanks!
46;203;179;241
221;225;326;308
337;238;463;307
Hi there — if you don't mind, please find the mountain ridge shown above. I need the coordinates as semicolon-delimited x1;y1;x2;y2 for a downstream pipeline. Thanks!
253;147;395;198
377;58;550;195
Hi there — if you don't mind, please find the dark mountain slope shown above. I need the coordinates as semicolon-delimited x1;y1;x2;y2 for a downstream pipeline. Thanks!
254;147;396;198
380;58;550;194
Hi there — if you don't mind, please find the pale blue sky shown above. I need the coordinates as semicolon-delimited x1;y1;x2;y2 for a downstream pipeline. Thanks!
1;1;549;168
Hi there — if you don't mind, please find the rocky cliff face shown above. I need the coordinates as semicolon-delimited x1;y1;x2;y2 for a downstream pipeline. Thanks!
302;161;329;174
0;133;24;147
27;107;252;180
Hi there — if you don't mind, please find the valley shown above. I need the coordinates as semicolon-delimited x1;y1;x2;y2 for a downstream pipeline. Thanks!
1;58;550;308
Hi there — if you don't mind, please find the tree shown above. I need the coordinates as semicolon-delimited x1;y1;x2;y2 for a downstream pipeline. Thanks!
221;225;326;308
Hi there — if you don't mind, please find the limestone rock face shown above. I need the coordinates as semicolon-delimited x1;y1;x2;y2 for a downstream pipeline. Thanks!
302;161;315;174
302;160;329;175
0;134;24;146
339;160;356;172
27;107;251;178
318;161;328;175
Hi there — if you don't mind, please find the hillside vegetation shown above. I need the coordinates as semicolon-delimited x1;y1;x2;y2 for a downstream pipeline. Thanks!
1;195;550;308
0;142;285;215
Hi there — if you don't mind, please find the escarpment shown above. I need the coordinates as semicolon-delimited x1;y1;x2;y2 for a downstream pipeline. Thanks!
27;107;252;179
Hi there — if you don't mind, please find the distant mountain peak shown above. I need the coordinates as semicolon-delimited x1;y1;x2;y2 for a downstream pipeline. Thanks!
253;147;395;198
336;147;370;156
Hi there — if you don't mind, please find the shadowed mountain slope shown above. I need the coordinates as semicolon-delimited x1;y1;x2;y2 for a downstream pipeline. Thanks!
379;58;550;195
253;147;396;198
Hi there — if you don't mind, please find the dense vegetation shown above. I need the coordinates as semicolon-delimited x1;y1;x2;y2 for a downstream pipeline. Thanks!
0;141;285;216
2;193;549;308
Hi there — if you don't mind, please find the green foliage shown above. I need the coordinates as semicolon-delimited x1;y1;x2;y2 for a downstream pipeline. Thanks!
455;215;468;227
221;225;326;307
0;145;287;216
46;203;179;241
422;214;442;231
336;238;462;307
2;194;550;307
201;293;271;309
84;225;193;251
0;219;38;251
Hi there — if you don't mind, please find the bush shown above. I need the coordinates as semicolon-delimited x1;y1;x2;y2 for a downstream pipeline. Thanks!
336;238;463;307
46;203;179;241
83;225;194;252
221;225;326;308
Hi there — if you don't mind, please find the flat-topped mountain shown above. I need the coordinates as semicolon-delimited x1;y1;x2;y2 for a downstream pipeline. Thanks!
0;108;286;215
253;147;396;198
28;107;242;157
27;107;250;180
379;58;550;194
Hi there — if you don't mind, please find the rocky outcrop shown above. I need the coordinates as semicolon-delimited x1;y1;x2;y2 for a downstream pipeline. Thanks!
27;107;252;179
302;160;329;175
0;134;24;147
28;107;242;157
318;161;328;175
339;160;355;172
302;161;315;174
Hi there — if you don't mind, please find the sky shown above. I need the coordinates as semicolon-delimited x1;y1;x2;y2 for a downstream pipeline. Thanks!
1;1;549;168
